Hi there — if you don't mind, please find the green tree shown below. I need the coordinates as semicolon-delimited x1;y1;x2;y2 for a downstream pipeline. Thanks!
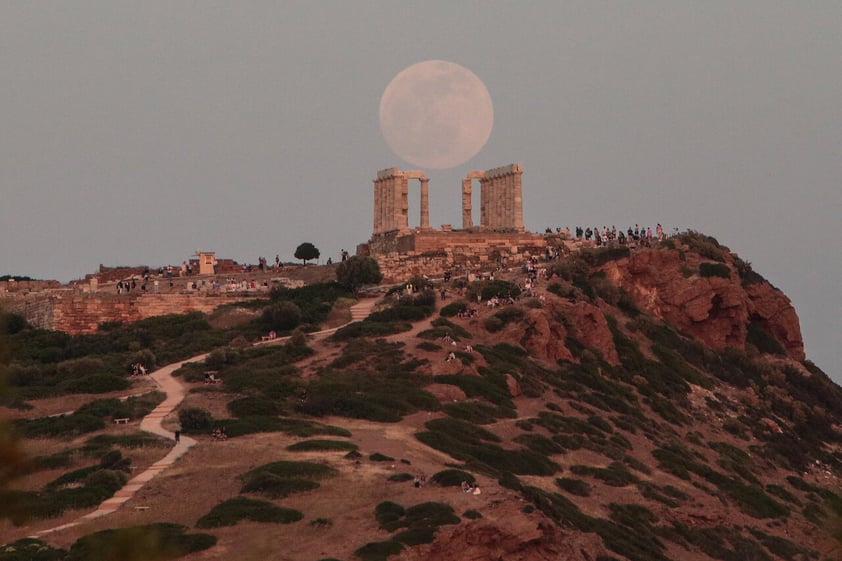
294;242;320;265
336;256;383;292
263;301;303;331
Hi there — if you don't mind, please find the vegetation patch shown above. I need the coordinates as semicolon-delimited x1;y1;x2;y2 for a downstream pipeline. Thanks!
286;439;358;452
299;369;439;422
556;477;591;496
354;540;404;561
699;262;731;279
430;469;476;487
196;496;302;528
569;462;638;487
66;523;216;561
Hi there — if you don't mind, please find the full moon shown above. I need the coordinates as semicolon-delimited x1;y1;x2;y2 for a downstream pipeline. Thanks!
379;60;494;169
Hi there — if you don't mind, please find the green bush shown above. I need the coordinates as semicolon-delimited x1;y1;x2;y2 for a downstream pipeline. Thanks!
81;433;169;456
196;496;303;528
440;300;469;317
580;246;630;266
287;439;358;452
354;540;404;561
513;434;565;455
262;301;303;331
330;321;412;340
463;509;482;520
556;477;591;496
569;462;638;487
66;523;216;561
227;396;280;417
15;413;105;439
369;452;395;462
470;280;521;302
675;230;726;262
442;401;502;425
699;262;730;279
240;473;320;498
388;473;415;482
178;407;214;433
59;374;130;394
0;538;66;561
746;321;785;355
430;469;476;487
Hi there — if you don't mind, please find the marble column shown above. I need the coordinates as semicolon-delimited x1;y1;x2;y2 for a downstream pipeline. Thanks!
462;178;473;229
420;178;430;230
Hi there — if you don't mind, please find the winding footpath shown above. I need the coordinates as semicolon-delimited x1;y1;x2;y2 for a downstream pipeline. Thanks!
34;298;378;537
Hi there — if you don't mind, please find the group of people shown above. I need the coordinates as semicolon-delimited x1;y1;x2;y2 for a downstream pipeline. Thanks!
211;427;228;441
130;363;148;376
572;224;676;247
455;307;478;319
413;474;427;488
461;481;482;495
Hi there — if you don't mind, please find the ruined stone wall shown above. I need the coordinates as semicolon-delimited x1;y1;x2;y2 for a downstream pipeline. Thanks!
365;230;548;283
2;291;247;334
0;279;62;293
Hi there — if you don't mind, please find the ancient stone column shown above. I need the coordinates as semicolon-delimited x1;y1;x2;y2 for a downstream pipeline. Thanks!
373;179;382;234
420;177;430;230
512;164;524;231
462;178;473;229
398;175;409;233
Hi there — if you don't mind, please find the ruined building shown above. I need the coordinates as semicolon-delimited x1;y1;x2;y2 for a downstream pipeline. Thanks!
358;163;548;282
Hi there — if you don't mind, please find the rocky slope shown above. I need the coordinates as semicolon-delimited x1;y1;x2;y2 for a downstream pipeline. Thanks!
1;235;840;561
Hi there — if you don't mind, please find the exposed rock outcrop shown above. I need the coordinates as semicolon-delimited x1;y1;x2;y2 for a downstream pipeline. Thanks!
601;247;804;360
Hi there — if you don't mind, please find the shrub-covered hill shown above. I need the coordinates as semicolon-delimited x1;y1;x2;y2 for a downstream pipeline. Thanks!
1;234;841;561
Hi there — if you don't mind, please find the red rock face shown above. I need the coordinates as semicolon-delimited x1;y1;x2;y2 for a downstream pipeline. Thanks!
602;247;804;360
518;300;620;365
411;516;606;561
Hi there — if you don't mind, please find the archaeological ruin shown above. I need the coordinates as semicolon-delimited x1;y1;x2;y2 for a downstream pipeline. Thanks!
359;163;553;282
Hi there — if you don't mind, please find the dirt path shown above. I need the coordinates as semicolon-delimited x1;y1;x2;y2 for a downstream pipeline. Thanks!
33;298;379;538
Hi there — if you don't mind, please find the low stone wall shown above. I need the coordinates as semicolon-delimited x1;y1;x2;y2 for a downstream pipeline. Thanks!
364;230;551;283
2;291;249;334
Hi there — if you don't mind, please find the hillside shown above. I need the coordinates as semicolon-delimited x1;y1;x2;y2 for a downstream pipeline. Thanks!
1;232;841;561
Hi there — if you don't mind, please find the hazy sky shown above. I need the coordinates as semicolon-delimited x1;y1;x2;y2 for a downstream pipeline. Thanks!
2;2;839;380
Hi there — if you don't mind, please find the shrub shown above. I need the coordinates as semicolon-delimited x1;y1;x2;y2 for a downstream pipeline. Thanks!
240;473;320;498
746;321;785;355
440;300;468;317
699;262;730;279
556;477;591;496
242;460;338;482
227;396;280;417
370;452;395;462
469;280;519;302
580;246;630;266
0;538;66;561
335;256;383;291
675;230;726;261
263;301;303;331
196;496;303;528
287;439;358;452
354;540;404;561
59;374;130;394
66;523;216;561
15;413;105;438
569;462;638;487
388;473;414;482
430;469;476;487
463;509;482;520
442;401;501;425
178;407;214;433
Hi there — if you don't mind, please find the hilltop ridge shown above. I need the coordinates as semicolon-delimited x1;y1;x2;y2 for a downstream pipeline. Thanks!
1;233;840;561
